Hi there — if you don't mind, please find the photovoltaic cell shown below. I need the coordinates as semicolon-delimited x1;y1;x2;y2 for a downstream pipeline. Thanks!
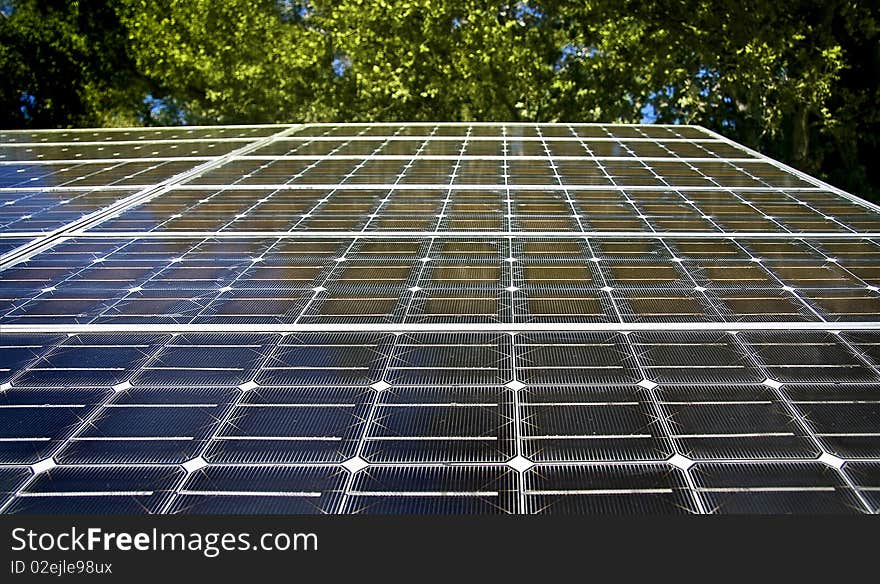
57;387;240;465
522;463;697;514
0;386;109;464
520;385;671;462
844;462;880;512
4;465;184;514
690;461;864;514
207;387;372;464
1;122;879;515
363;386;515;463
169;465;347;514
344;465;518;514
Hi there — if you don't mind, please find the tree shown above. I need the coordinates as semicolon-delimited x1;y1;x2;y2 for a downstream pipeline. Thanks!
0;0;877;199
0;0;146;127
118;0;336;123
313;0;879;198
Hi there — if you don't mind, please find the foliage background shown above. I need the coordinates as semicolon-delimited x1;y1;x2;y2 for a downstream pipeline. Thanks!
1;0;878;200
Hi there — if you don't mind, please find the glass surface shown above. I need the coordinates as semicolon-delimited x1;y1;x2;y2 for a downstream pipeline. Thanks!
1;123;878;515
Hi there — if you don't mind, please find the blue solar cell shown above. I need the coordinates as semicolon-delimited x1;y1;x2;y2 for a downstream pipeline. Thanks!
4;465;184;514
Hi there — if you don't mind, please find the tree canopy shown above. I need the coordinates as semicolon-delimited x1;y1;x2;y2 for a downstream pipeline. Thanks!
1;0;878;199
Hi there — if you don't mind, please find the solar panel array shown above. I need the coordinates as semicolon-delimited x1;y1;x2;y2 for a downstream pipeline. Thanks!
1;123;879;515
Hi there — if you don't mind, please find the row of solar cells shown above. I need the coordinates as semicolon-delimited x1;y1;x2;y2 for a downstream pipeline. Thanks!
4;287;877;323
0;331;880;387
7;235;880;261
89;188;875;233
0;160;199;190
1;461;878;514
290;124;712;139
0;159;815;189
5;187;877;235
0;139;752;161
0;123;711;144
168;158;813;188
3;330;880;386
1;330;879;512
6;236;880;283
1;377;879;463
3;237;880;323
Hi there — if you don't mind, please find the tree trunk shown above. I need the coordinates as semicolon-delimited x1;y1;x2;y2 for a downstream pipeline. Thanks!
790;106;809;168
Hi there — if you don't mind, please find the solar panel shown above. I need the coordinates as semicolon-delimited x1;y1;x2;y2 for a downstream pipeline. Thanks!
1;122;879;515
